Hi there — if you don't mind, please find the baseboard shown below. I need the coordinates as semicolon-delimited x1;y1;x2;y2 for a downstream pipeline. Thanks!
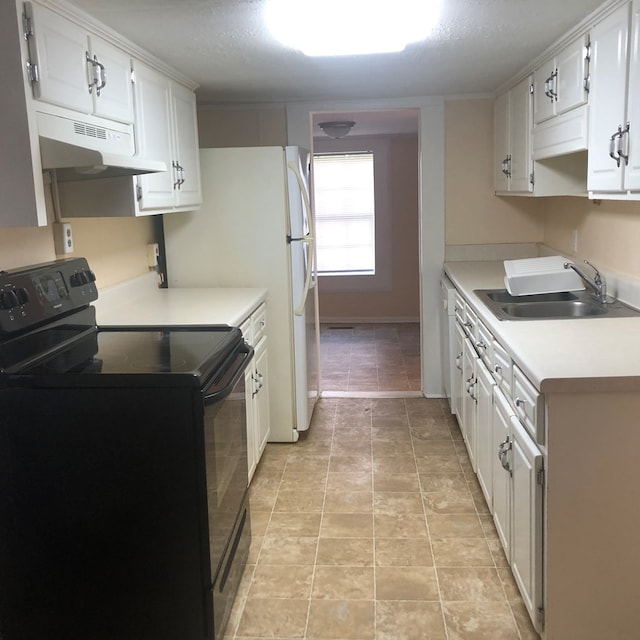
321;390;424;399
319;317;420;324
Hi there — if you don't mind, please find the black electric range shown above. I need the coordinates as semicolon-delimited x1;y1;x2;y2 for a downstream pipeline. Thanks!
0;258;253;640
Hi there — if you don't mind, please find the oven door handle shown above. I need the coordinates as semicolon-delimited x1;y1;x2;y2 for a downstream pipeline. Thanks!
203;343;254;404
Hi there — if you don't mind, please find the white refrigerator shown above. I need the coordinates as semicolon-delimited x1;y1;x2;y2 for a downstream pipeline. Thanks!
163;146;320;443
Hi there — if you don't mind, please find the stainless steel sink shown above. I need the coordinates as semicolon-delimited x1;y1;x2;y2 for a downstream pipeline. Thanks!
474;289;640;320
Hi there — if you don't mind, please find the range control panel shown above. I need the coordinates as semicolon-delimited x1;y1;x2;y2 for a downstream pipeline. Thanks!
0;258;98;334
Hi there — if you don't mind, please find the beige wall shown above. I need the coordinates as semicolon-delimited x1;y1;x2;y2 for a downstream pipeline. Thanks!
445;98;544;245
0;181;159;289
542;197;640;279
318;135;420;321
197;107;288;148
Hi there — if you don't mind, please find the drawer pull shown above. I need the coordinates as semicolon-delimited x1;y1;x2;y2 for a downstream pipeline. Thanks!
515;397;524;408
494;365;502;373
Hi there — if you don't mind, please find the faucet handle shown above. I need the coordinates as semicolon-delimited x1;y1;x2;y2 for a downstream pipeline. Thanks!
583;260;603;284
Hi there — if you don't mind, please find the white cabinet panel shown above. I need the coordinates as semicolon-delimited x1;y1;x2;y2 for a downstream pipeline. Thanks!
475;358;495;508
133;61;174;209
134;61;202;213
25;2;133;123
494;76;533;194
533;35;589;125
510;415;544;633
587;3;632;193
492;386;512;558
88;36;134;123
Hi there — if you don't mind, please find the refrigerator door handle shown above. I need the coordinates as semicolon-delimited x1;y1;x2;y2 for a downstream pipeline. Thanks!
287;160;317;317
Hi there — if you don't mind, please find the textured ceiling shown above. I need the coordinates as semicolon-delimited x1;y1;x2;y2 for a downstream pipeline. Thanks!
68;0;606;105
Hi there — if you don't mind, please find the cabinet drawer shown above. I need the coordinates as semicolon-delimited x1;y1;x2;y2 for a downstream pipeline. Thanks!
476;320;493;366
513;365;544;444
492;340;513;397
463;305;478;339
252;303;267;344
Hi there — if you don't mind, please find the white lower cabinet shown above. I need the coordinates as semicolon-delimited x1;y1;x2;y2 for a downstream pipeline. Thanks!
509;414;544;628
448;283;544;634
475;357;495;507
240;304;270;483
492;386;513;558
461;336;478;470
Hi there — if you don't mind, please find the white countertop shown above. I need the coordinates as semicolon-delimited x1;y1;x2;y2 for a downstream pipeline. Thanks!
444;261;640;393
94;272;267;328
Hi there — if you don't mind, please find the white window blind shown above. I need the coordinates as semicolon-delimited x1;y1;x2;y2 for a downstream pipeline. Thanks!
313;152;375;275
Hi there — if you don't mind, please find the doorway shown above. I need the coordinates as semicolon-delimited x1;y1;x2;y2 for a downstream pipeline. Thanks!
309;109;421;396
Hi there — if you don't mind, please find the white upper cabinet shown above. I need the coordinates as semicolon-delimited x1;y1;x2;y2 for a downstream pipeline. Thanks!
134;61;202;213
494;76;533;194
24;1;134;124
588;0;640;196
533;35;590;125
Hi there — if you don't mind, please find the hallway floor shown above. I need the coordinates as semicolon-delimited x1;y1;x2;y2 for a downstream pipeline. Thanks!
225;398;539;639
320;323;421;393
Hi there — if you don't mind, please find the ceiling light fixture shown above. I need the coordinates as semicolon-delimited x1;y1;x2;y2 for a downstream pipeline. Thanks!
318;121;356;139
265;0;440;56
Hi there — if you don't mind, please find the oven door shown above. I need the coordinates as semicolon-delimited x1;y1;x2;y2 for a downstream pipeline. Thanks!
202;343;253;640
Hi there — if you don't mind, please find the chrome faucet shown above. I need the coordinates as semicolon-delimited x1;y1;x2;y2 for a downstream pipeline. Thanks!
563;260;608;304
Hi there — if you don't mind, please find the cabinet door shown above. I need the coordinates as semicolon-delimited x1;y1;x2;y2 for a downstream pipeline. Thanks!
587;3;630;192
461;337;478;470
556;35;589;116
475;358;495;508
623;0;640;190
509;416;543;633
492;386;512;559
133;61;175;210
494;91;510;191
171;82;202;209
27;2;92;114
88;36;134;124
533;61;556;124
245;367;257;482
453;323;465;427
509;76;533;193
253;337;271;462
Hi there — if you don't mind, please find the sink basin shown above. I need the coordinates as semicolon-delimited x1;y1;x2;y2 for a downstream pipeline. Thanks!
486;290;579;304
473;289;640;321
501;300;608;318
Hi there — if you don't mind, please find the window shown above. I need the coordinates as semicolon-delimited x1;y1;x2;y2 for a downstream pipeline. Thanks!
313;152;375;275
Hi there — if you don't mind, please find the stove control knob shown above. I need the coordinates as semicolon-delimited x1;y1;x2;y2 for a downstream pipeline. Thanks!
16;288;30;305
70;272;89;287
0;289;19;310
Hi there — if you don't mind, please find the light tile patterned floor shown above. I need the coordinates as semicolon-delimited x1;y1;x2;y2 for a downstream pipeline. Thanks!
320;324;421;393
225;398;540;640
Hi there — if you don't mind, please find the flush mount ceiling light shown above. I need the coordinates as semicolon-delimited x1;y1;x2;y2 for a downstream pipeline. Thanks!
318;121;356;138
265;0;440;56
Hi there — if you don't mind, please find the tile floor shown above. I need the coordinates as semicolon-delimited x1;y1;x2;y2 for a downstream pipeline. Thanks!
225;397;540;639
320;324;421;393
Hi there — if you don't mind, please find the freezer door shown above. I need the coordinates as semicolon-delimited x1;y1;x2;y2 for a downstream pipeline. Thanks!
286;146;319;431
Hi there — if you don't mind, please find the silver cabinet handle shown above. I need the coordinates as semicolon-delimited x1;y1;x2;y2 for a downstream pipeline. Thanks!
515;397;524;408
498;438;512;475
494;364;502;373
610;127;623;167
475;340;486;350
618;122;630;166
86;53;106;95
455;353;463;372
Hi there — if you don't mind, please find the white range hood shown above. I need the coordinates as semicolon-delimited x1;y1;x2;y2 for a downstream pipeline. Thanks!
36;109;166;180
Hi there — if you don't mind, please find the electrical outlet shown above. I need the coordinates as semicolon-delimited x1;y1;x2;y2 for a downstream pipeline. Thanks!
54;222;74;255
147;242;160;267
